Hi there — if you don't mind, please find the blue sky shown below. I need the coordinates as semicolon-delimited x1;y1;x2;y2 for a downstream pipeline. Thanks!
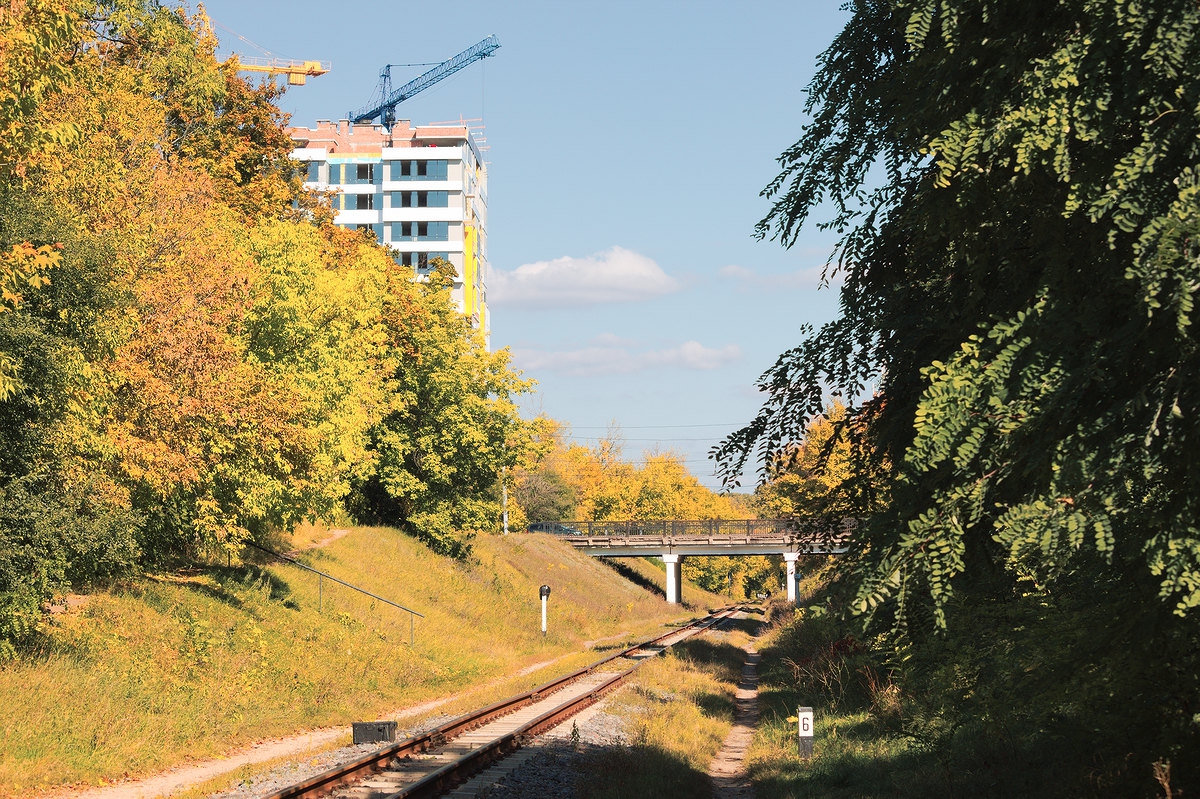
195;1;852;491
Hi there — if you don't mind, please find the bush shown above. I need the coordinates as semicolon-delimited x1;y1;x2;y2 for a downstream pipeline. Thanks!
772;604;900;720
0;474;139;658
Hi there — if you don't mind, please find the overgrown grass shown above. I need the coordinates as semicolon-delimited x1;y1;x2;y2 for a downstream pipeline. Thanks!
745;567;1200;798
569;610;765;798
1;529;725;796
747;601;922;799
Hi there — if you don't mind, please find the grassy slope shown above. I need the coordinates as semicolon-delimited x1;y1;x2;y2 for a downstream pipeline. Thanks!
1;529;725;796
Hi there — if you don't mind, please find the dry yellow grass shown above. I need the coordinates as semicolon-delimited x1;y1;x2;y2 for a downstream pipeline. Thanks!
610;624;756;768
565;615;761;797
2;528;725;797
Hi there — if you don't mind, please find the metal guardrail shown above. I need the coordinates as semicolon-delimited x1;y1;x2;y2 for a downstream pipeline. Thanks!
246;542;425;645
529;518;855;538
236;56;332;72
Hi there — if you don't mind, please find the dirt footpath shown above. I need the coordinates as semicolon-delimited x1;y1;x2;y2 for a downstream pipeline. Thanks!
707;643;762;797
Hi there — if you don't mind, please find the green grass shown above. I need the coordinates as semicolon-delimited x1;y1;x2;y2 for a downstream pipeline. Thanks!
1;529;727;796
742;598;925;799
743;573;1200;799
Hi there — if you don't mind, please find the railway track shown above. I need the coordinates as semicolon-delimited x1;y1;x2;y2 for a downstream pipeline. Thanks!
265;606;745;799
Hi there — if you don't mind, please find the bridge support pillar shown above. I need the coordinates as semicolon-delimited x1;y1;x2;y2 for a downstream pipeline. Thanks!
784;553;801;604
662;553;682;604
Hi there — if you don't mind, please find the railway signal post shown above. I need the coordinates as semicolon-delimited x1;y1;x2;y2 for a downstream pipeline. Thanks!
540;584;551;636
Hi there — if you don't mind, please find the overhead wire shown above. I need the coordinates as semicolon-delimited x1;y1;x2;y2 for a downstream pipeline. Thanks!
211;20;284;59
566;423;741;430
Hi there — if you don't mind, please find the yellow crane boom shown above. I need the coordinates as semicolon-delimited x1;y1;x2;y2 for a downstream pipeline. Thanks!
233;56;330;86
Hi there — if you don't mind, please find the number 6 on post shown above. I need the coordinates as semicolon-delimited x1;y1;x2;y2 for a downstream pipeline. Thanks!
797;706;814;758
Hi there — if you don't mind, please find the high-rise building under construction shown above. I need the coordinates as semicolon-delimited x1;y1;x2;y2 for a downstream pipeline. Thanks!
289;119;490;344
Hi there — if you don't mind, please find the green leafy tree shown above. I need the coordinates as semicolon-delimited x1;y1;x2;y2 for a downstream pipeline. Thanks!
349;259;535;557
716;0;1200;789
0;0;400;649
0;0;85;397
718;0;1200;626
242;218;392;528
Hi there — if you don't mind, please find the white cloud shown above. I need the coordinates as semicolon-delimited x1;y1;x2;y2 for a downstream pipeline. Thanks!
512;339;742;377
591;331;640;347
718;263;831;290
718;264;755;280
490;247;681;308
651;340;743;370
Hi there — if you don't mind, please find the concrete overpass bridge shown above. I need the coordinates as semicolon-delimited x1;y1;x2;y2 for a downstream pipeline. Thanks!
535;519;851;604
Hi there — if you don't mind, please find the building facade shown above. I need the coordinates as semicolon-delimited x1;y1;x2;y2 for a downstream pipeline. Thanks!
289;119;490;342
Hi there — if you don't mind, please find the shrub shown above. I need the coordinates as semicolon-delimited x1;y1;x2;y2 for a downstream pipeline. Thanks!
0;474;139;658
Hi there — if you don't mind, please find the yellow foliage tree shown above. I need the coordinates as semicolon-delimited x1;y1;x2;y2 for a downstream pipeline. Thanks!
515;432;774;598
536;438;727;522
3;2;398;561
754;399;858;519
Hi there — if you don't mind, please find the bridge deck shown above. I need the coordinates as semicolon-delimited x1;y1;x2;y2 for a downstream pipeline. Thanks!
533;519;851;557
527;519;852;604
563;534;847;557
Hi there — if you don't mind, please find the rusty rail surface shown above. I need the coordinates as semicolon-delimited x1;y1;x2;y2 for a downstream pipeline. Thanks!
264;606;743;799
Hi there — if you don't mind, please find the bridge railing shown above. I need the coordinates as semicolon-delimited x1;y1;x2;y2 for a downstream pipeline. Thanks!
534;518;855;540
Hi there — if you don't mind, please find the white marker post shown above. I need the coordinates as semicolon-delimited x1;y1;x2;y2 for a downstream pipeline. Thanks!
797;706;814;758
540;584;551;637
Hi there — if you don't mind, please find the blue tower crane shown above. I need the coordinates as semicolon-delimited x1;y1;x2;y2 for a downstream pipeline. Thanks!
349;35;500;128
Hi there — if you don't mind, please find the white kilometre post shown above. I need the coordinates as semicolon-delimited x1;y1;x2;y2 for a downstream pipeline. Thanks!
662;553;682;604
784;553;801;604
797;706;814;758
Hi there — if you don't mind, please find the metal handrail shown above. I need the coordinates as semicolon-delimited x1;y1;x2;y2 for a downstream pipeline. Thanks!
527;518;856;538
245;541;424;644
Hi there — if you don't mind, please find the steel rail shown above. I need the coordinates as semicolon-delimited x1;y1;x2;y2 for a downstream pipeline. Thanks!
386;670;632;799
263;606;743;799
390;609;744;798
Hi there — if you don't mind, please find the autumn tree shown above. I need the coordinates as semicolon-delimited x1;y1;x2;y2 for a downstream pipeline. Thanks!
0;0;121;651
752;400;852;518
0;0;84;173
519;434;772;597
0;0;85;397
0;0;401;647
7;1;368;564
513;469;576;524
535;432;743;524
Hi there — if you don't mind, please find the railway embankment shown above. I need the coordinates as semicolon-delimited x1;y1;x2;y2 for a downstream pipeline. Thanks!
7;527;725;797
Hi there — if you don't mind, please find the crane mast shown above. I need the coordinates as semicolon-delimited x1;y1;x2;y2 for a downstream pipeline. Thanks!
349;35;500;127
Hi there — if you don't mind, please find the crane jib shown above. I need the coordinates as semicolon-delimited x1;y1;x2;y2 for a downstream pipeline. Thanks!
350;35;500;126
